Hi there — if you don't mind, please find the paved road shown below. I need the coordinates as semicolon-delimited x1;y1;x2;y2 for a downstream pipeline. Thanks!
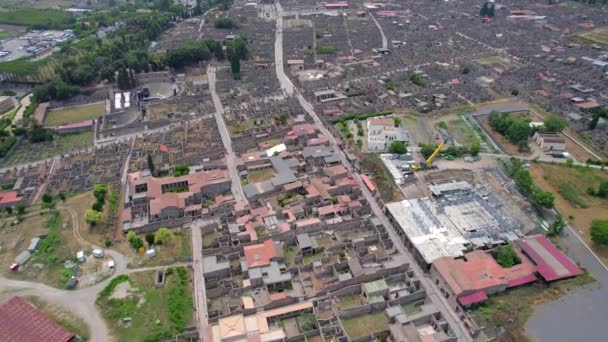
190;221;209;342
207;66;248;204
273;4;472;339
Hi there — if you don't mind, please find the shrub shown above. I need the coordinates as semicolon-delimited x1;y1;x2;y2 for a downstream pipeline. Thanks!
494;245;521;268
590;220;608;245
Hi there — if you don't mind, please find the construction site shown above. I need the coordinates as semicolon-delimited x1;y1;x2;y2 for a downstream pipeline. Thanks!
384;167;537;270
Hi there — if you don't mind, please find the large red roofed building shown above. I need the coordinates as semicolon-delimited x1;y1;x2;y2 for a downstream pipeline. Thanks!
431;235;582;309
243;239;278;268
516;235;582;282
0;296;75;342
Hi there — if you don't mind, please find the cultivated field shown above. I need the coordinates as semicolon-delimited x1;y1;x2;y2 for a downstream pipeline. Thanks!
45;102;105;126
530;163;608;263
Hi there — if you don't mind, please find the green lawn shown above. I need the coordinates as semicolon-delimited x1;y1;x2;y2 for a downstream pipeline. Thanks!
446;118;479;146
341;312;389;339
97;268;193;342
478;56;506;65
45;102;105;126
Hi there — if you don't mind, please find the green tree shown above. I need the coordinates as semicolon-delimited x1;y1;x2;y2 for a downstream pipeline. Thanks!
132;237;144;249
41;193;53;204
173;165;190;177
93;184;108;201
155;228;172;245
470;141;481;156
547;214;565;236
533;191;555;209
506;120;531;145
420;144;437;159
511;88;519;96
494;245;521;268
145;233;155;245
126;231;137;244
543;113;567;132
147;153;155;173
590;220;608;245
85;209;102;225
480;2;489;17
388;141;408;154
393;117;401;127
598;180;608;198
462;66;470;74
514;169;534;194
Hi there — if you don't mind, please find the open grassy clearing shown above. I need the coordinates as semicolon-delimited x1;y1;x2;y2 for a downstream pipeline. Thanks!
341;311;389;339
0;211;83;288
336;295;361;311
477;56;507;65
97;268;193;342
45;102;105;126
2;131;93;165
24;295;91;340
530;163;608;263
247;168;275;183
573;26;608;47
469;270;594;341
436;116;479;147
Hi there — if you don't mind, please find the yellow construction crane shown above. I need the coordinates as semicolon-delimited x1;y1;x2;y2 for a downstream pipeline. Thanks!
411;142;445;171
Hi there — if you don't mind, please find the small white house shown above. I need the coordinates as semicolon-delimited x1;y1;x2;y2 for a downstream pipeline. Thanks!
92;249;104;258
107;260;115;269
76;250;86;263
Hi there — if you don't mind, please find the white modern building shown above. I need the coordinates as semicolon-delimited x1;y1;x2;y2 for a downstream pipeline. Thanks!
366;117;409;151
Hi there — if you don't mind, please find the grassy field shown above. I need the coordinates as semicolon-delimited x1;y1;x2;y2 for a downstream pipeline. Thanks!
573;26;608;47
0;211;82;288
247;168;275;183
45;102;105;126
97;268;193;342
0;8;74;29
341;311;389;339
478;56;507;65
2;131;93;165
438;117;479;147
25;296;90;340
530;163;608;263
336;295;361;311
469;270;594;341
228;122;247;135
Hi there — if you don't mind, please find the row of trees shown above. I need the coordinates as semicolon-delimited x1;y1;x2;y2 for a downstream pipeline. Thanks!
488;112;566;152
505;158;555;209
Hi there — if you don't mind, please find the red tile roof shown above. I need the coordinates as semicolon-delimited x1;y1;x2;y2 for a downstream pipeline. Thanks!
244;240;277;268
360;174;376;192
517;235;582;281
52;119;94;130
0;191;22;205
457;290;488;306
0;297;74;342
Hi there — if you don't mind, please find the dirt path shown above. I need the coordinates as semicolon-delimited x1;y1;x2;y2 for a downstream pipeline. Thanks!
9;94;31;130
